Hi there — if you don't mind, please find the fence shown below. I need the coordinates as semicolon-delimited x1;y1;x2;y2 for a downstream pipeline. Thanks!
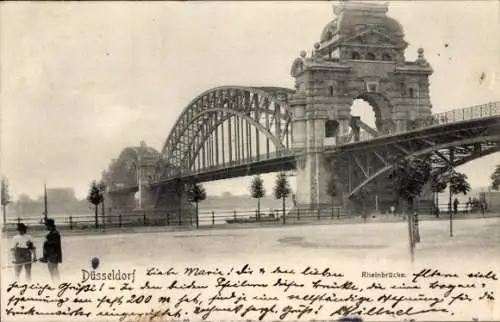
197;206;346;226
3;211;195;232
416;202;488;217
4;201;493;233
4;206;348;231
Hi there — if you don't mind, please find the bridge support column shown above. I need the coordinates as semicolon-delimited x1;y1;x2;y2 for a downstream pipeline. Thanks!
294;109;336;209
109;193;136;210
137;185;155;210
136;153;158;210
392;105;409;133
155;181;195;226
295;153;333;209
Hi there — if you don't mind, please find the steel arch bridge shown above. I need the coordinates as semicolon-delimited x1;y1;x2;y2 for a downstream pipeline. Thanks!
106;91;500;211
158;86;294;179
107;86;296;194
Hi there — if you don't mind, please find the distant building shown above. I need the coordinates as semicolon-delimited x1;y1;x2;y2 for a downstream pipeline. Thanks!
46;188;76;203
11;187;89;218
480;191;500;212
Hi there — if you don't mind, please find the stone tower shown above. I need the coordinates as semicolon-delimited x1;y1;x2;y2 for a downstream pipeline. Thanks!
135;141;159;209
289;1;433;209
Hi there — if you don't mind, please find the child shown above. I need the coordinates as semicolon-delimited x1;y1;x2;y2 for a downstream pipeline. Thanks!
10;223;37;282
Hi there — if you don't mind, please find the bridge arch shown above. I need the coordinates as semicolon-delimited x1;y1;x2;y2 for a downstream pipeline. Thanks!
160;86;294;176
108;143;161;191
109;147;140;190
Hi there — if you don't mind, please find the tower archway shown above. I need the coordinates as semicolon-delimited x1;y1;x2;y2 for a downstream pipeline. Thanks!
349;92;395;136
350;99;377;130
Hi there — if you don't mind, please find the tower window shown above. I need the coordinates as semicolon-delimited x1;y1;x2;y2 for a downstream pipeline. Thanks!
366;81;379;93
351;51;361;60
366;52;376;60
325;120;337;138
329;85;334;97
339;81;346;94
409;88;415;98
382;53;392;61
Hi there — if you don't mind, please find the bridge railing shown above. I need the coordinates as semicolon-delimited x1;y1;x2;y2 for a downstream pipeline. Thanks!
337;101;500;145
430;101;500;125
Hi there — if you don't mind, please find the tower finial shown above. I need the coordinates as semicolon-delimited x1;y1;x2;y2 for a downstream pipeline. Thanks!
417;48;429;66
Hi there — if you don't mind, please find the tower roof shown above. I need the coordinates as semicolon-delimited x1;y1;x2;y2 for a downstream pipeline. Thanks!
320;1;404;45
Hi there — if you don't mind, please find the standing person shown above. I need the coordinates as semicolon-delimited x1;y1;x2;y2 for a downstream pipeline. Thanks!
466;197;473;215
39;218;62;282
453;198;459;215
10;223;37;281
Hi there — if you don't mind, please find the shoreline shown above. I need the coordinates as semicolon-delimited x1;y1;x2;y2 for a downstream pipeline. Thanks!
2;212;498;239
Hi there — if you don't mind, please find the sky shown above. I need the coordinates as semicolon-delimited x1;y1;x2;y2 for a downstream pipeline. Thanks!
1;1;499;200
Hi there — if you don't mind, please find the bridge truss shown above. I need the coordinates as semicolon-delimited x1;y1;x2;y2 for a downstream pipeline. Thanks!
158;86;294;180
330;114;500;199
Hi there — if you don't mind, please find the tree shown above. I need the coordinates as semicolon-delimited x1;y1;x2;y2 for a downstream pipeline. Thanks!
273;172;291;223
447;170;471;214
87;180;105;228
449;171;471;196
430;170;448;217
489;164;500;191
388;156;432;262
250;176;265;220
439;169;471;212
388;157;432;212
17;194;34;204
441;169;470;237
186;182;206;228
1;176;11;227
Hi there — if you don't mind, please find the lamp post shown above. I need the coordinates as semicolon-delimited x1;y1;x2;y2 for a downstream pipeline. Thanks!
100;183;106;230
1;177;7;228
448;148;455;238
449;172;453;237
43;183;48;222
101;195;105;230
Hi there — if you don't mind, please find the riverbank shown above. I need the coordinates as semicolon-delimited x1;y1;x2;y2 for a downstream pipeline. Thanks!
2;211;498;238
